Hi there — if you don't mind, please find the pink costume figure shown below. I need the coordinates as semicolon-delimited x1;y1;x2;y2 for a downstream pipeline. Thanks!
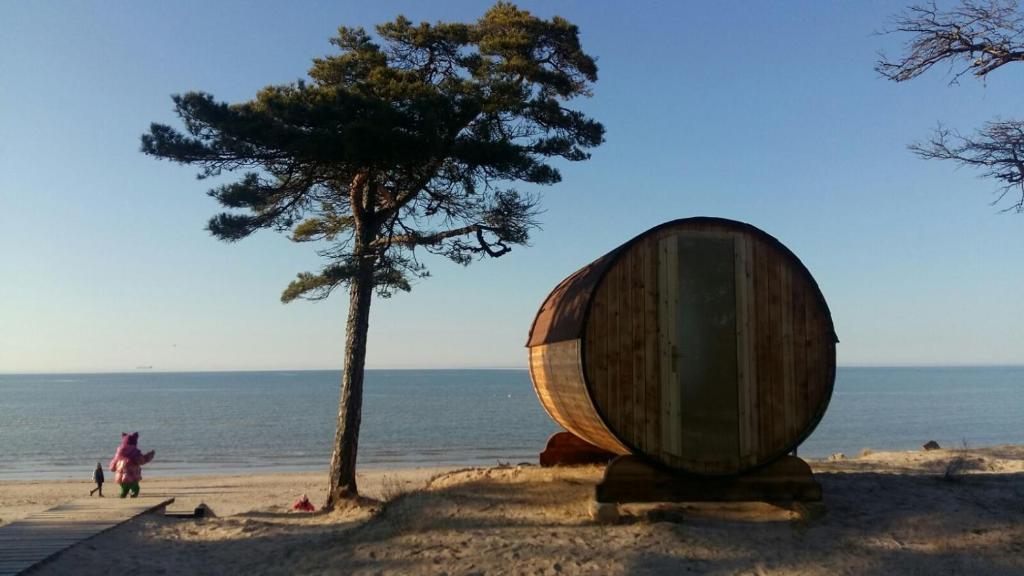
108;432;155;498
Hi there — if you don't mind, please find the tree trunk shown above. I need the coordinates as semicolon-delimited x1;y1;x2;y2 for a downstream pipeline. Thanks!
325;251;375;508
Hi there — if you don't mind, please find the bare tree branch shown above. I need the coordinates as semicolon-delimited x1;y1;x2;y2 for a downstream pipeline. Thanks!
877;1;1024;212
877;0;1024;83
910;121;1024;211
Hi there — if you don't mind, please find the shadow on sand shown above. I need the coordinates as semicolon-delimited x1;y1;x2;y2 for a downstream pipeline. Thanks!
28;467;1024;575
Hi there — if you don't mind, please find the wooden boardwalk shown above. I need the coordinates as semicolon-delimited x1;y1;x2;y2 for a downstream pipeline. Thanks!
0;497;173;576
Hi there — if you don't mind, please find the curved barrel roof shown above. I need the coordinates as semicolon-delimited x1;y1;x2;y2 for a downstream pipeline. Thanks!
526;217;838;347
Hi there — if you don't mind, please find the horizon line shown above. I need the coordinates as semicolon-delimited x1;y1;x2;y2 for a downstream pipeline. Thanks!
2;363;1024;376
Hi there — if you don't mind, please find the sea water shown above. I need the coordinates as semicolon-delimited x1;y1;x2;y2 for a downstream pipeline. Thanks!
0;367;1021;479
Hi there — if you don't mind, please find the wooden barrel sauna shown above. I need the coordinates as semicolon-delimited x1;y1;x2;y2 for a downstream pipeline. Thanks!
527;217;837;475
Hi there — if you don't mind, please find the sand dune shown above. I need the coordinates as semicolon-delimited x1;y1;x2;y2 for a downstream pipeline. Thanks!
2;447;1023;575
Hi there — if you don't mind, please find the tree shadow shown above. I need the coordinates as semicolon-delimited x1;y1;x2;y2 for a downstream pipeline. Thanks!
619;471;1024;575
28;468;1024;575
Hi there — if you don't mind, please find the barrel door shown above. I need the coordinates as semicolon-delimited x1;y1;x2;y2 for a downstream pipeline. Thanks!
663;234;740;466
529;218;837;476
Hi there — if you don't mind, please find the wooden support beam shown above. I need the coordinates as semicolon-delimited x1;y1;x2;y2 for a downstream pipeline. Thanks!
595;455;821;503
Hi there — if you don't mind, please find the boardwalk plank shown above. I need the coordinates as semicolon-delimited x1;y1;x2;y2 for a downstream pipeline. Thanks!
0;497;172;576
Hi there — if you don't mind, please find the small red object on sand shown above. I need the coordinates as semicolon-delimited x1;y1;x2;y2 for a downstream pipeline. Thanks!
292;494;316;512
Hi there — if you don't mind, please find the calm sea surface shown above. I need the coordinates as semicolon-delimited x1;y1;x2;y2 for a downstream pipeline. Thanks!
0;367;1021;480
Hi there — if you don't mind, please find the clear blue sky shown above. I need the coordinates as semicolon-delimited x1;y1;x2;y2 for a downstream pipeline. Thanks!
2;1;1022;372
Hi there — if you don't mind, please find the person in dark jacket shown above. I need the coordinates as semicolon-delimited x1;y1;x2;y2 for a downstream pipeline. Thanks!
89;462;105;497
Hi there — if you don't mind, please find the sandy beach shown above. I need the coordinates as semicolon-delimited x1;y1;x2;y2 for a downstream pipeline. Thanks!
1;446;1022;575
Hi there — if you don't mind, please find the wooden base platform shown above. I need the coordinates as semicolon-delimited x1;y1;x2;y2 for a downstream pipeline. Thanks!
0;497;174;576
595;455;821;504
539;431;618;467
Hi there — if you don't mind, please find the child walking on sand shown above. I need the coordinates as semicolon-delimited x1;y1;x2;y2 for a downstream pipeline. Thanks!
89;462;104;497
108;432;155;498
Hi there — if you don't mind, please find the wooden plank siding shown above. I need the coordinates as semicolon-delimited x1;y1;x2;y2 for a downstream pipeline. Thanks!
643;237;662;457
630;245;647;453
767;252;785;455
792;273;809;441
754;236;773;460
529;341;628;453
605;259;620;438
589;258;608;413
735;233;758;469
528;219;835;475
617;248;634;445
658;236;681;456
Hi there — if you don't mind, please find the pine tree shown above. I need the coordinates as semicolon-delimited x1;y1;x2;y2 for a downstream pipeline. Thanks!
142;2;604;507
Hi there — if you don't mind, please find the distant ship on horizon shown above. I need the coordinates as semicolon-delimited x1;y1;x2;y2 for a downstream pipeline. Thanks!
135;366;153;370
